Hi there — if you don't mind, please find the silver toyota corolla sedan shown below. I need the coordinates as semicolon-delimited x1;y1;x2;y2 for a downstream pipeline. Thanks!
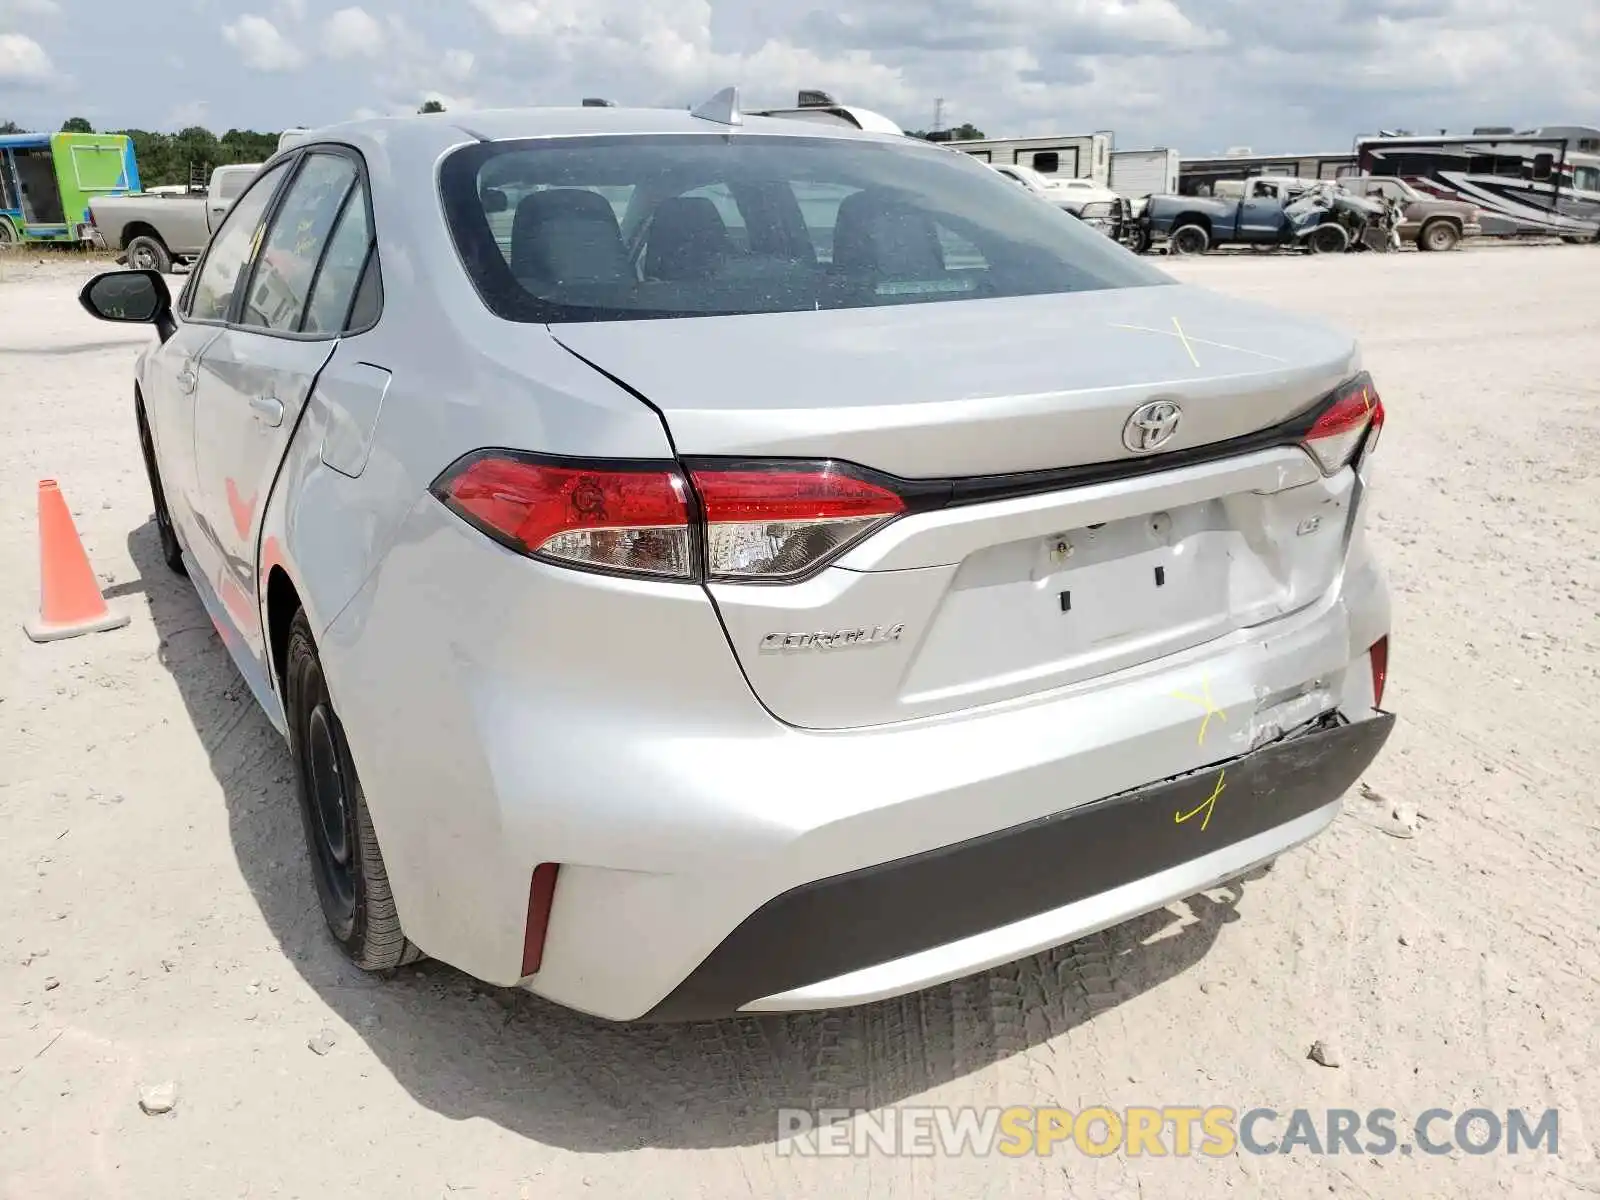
78;98;1393;1022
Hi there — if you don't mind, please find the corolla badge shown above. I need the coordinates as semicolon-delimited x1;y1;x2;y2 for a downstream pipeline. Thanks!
761;624;905;653
1122;400;1183;453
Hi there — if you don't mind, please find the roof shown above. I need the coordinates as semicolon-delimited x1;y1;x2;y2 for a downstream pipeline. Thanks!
0;132;52;149
303;103;907;157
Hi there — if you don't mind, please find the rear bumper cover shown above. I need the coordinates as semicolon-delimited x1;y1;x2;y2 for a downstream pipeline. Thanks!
647;711;1393;1020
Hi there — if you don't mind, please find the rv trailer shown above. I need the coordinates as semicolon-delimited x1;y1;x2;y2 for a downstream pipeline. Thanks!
1178;150;1355;197
1354;130;1600;239
946;132;1115;187
1109;148;1180;198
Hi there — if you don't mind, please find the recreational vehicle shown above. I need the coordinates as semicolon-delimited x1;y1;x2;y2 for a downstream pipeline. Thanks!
1354;130;1600;239
1109;148;1180;198
1178;151;1354;197
947;132;1115;187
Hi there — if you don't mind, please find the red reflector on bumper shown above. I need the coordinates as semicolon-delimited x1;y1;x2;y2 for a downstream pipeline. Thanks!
521;862;560;977
1369;636;1389;709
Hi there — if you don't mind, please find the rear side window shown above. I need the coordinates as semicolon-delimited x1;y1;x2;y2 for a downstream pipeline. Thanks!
439;133;1169;324
240;152;358;332
302;181;374;333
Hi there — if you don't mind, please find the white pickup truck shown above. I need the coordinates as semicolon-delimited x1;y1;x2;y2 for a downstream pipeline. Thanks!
86;162;262;272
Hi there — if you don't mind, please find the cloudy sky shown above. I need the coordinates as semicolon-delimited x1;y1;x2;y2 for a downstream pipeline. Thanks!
1;0;1595;154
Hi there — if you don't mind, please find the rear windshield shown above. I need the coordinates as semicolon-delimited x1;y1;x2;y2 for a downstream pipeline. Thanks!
439;133;1169;323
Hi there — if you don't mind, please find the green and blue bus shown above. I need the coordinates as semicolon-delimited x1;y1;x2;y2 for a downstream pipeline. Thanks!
0;131;141;246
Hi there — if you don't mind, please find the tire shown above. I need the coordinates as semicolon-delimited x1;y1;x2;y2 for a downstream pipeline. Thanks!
1128;226;1153;254
1419;220;1460;252
1170;224;1210;255
136;400;185;575
0;219;16;245
285;610;421;972
125;235;172;273
1308;224;1349;254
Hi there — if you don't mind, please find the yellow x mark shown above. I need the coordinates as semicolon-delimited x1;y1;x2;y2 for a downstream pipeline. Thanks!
1175;770;1227;832
1172;674;1228;747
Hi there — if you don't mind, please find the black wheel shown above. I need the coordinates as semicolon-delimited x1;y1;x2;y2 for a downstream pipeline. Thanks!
1170;224;1210;255
0;219;16;245
136;400;185;574
285;610;420;971
1308;224;1349;254
1419;220;1460;252
1128;226;1153;254
126;235;172;273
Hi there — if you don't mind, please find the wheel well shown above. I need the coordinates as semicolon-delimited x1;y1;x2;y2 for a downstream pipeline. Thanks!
1421;216;1461;232
122;222;167;248
1173;215;1211;234
266;567;302;698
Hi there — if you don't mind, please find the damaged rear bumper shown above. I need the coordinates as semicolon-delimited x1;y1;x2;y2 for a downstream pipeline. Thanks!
646;711;1394;1020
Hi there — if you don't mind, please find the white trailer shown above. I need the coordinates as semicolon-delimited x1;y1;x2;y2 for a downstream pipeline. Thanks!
1109;148;1179;198
946;132;1115;187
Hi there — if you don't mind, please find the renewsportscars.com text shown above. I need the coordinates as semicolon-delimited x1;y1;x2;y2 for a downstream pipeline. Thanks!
776;1106;1560;1158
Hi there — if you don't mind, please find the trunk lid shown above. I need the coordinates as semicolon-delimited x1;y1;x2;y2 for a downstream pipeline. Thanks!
552;285;1367;730
549;284;1359;478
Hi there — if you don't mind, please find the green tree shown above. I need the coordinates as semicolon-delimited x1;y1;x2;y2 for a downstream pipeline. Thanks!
60;116;94;133
419;99;446;114
0;119;23;135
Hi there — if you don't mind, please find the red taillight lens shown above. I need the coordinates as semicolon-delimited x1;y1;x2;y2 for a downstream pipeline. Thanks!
690;463;905;581
1304;373;1384;475
1369;635;1389;709
432;454;693;578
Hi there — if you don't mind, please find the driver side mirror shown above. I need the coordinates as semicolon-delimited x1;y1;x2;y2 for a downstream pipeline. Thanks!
78;269;175;342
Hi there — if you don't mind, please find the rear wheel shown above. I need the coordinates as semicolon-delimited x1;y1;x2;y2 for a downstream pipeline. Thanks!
0;219;16;245
1170;224;1210;255
1419;220;1460;252
136;400;185;574
285;611;420;971
126;235;172;273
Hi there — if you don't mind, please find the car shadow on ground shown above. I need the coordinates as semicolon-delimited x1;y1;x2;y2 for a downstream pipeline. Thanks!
125;518;1266;1153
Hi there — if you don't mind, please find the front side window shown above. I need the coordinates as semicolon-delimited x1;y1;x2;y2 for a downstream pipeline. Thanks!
240;152;359;332
441;134;1168;324
187;159;291;323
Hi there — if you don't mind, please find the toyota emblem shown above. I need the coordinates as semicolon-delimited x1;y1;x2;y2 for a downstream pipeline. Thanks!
1122;400;1183;453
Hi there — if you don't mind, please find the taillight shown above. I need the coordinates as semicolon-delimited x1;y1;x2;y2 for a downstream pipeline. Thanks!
430;454;908;583
1303;373;1384;475
430;453;693;578
690;462;904;581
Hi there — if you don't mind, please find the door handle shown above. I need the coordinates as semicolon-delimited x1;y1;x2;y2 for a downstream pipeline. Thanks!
176;365;197;393
249;394;285;427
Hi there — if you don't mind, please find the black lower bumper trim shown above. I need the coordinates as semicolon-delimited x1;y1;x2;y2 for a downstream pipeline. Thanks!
644;712;1395;1021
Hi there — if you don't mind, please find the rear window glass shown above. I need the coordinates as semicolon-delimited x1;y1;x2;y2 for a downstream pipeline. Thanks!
440;134;1168;324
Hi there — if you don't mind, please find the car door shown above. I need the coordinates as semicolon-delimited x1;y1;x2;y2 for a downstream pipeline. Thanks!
188;149;366;666
1239;181;1285;238
143;158;294;560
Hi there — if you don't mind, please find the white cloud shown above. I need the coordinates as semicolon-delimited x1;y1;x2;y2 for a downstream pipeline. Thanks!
221;14;303;72
0;0;61;18
0;32;53;82
323;7;385;60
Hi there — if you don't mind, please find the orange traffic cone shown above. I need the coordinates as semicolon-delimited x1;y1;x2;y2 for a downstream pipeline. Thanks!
23;480;129;643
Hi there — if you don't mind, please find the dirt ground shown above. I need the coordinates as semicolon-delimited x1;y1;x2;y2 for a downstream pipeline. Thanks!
2;244;1598;1199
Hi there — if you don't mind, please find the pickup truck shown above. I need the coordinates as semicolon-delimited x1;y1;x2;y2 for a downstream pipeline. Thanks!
1335;175;1481;250
1139;175;1358;254
87;162;261;272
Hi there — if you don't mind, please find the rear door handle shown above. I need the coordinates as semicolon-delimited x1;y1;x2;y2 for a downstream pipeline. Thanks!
249;394;284;427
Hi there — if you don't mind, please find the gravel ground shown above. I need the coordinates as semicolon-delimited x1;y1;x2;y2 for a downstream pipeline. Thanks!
2;244;1598;1199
